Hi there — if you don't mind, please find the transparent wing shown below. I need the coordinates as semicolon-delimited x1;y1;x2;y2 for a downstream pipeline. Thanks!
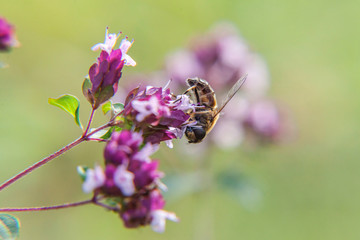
214;74;247;117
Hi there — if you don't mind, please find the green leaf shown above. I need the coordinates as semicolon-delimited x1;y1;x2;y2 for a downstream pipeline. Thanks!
112;103;124;115
82;77;93;105
48;94;83;129
113;126;122;132
93;85;114;109
89;127;114;140
0;214;20;240
100;127;114;140
77;166;89;181
102;101;112;115
104;197;122;208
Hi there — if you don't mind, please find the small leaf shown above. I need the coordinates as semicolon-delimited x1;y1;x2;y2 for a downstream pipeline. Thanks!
89;127;114;140
100;127;114;140
124;86;140;106
93;85;114;109
112;103;124;115
113;126;122;132
104;197;122;208
82;77;93;105
102;101;112;115
0;214;20;240
48;94;83;129
77;166;89;181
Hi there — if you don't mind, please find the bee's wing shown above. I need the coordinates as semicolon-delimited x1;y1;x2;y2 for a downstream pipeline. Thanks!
214;74;247;117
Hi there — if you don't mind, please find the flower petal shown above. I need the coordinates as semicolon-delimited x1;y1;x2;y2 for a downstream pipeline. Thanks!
82;165;105;193
114;165;135;196
151;210;179;233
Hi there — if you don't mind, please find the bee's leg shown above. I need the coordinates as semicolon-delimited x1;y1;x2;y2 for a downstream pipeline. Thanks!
193;109;213;114
183;86;197;96
182;86;200;105
184;86;202;104
193;105;206;109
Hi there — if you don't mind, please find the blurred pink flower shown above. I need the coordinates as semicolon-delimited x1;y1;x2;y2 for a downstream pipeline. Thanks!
0;17;19;51
113;22;292;149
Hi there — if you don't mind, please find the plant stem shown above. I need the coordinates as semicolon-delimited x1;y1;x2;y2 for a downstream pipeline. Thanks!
0;137;84;192
0;199;93;212
82;108;96;137
93;201;120;212
0;116;114;192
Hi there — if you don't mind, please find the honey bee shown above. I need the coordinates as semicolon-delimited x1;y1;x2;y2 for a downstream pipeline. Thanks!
184;75;247;143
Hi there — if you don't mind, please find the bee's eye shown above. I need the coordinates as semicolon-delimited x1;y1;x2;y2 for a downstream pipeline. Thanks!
192;127;206;141
185;126;206;143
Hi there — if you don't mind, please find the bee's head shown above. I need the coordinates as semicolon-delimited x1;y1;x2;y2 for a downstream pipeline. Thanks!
185;126;206;143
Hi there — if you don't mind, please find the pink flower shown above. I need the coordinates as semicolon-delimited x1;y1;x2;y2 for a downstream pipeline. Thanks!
0;17;19;51
120;188;178;232
151;209;179;233
132;95;169;122
114;164;135;196
123;86;191;145
84;28;136;109
119;37;136;66
82;165;106;193
91;27;120;53
244;100;281;139
103;131;164;194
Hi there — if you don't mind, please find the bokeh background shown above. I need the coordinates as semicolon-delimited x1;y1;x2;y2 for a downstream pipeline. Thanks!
1;0;360;239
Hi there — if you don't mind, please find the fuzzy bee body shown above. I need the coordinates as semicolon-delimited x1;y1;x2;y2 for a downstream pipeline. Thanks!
184;76;247;143
184;78;218;143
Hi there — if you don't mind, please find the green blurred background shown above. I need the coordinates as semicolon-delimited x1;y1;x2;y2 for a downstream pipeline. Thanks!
1;0;360;239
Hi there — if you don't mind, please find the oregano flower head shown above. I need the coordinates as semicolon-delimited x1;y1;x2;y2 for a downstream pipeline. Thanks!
83;28;136;109
82;130;178;232
123;85;194;147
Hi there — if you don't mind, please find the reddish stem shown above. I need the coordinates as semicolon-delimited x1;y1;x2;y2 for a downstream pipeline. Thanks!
0;137;84;192
0;199;93;212
82;108;96;137
0;121;114;192
93;201;120;212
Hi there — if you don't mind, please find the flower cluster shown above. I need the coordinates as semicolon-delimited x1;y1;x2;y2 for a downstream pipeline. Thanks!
123;84;194;148
243;100;282;141
164;22;269;98
83;130;178;232
83;28;136;109
112;22;290;149
0;17;19;51
152;22;288;148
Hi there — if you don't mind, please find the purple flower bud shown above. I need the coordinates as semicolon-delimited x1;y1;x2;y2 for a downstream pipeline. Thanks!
129;160;163;190
84;28;136;109
102;164;123;196
0;17;19;51
120;189;166;228
86;49;124;108
102;131;163;196
104;131;142;165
